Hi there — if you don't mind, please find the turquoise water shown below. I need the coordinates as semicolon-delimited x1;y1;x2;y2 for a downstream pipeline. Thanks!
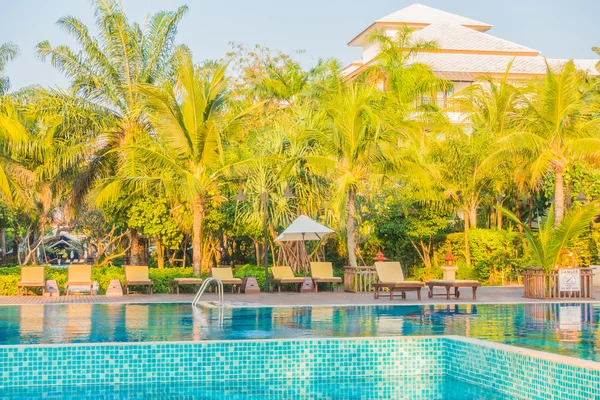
0;302;598;361
0;376;508;399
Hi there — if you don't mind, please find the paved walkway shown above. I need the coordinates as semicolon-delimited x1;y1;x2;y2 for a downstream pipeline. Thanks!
0;286;597;306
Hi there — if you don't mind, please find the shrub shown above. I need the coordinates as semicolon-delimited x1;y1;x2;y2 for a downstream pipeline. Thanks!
0;265;201;295
0;274;19;295
233;264;267;291
148;267;197;293
436;229;523;284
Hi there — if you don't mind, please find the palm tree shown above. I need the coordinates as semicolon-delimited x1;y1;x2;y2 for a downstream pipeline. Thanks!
302;82;401;269
0;42;19;95
502;204;598;271
98;50;251;276
362;26;451;108
0;89;98;264
37;0;188;263
486;61;600;225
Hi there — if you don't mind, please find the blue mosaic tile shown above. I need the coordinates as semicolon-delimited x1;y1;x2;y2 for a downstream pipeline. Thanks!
0;336;598;399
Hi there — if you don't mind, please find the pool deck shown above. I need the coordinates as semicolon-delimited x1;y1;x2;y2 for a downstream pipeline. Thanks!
0;286;598;306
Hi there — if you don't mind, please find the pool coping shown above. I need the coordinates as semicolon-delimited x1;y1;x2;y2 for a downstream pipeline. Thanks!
2;298;600;308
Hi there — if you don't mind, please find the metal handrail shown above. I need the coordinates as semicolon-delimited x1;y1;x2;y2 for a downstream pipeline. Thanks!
192;277;224;308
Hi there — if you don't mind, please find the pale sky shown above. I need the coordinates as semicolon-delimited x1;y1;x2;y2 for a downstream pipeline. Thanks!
1;0;599;91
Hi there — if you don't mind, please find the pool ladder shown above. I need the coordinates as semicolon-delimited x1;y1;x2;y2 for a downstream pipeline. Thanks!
192;277;224;308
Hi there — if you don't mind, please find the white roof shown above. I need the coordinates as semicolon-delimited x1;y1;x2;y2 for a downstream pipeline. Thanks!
274;215;334;242
409;53;600;76
412;22;538;55
377;3;491;29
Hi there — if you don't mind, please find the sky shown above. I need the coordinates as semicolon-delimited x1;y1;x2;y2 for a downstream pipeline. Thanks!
1;0;599;91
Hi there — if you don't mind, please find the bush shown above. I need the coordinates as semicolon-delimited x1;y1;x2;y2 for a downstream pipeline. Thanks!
0;265;200;295
436;229;523;284
148;267;196;293
410;265;442;282
233;264;267;291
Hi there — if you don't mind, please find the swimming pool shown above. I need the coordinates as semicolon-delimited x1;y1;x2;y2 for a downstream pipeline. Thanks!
1;302;598;361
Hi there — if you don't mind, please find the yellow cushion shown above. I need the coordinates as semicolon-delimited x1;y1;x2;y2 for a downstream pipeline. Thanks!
211;267;234;280
68;265;92;283
310;262;334;279
125;266;149;281
272;266;296;280
375;262;405;283
20;267;45;284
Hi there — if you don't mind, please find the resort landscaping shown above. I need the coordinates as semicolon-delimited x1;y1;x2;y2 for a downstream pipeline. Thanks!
0;1;600;399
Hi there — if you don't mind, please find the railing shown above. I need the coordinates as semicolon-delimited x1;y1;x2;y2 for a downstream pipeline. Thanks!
192;277;224;308
344;266;378;293
523;268;594;299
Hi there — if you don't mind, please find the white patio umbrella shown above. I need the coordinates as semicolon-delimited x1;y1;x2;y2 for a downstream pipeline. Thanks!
275;215;334;242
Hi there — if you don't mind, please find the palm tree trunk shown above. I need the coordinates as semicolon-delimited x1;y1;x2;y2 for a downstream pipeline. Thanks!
554;167;565;225
192;196;204;277
346;187;358;269
0;228;6;263
463;208;472;267
130;229;141;265
155;239;165;270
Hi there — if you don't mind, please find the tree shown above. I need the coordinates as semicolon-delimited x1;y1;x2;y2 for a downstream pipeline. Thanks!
502;204;598;271
305;82;400;268
488;61;600;225
37;0;188;264
102;50;251;275
0;42;19;95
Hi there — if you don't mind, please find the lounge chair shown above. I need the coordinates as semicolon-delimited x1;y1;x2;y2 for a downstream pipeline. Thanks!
374;261;425;300
18;266;46;296
124;266;154;295
271;266;305;292
211;267;243;293
65;264;94;295
309;262;342;292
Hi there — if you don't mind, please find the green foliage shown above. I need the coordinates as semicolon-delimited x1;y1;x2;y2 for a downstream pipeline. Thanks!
0;276;19;295
437;229;523;283
234;264;267;291
149;267;197;293
501;204;599;271
128;197;183;250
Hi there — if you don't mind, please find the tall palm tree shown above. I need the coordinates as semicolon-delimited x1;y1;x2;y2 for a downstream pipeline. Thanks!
37;0;188;263
303;82;401;268
0;42;19;95
486;61;600;225
98;50;251;275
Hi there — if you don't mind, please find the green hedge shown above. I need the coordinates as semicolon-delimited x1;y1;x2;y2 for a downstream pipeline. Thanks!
0;265;279;295
435;229;524;284
0;265;200;296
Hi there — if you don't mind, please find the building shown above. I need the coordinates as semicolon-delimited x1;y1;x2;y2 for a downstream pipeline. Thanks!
343;3;599;108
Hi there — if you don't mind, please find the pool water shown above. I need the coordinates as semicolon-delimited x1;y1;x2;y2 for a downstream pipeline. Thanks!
0;376;509;399
1;302;598;361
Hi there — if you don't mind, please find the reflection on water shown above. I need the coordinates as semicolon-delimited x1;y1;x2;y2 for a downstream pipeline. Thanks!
0;303;599;361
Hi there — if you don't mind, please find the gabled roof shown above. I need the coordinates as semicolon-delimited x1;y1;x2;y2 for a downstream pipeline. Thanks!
349;3;492;46
412;22;539;55
408;53;600;77
377;3;491;30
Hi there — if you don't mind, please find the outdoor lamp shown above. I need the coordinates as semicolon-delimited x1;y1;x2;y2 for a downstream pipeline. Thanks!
234;187;247;202
576;190;588;203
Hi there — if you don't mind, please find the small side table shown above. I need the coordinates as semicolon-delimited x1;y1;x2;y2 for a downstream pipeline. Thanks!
43;280;60;297
170;278;204;294
300;278;314;293
106;279;124;296
241;277;260;294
